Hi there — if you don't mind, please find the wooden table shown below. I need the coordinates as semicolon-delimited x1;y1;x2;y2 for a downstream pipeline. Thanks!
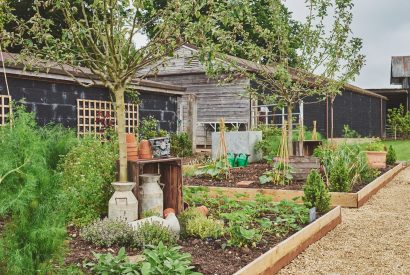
127;157;183;216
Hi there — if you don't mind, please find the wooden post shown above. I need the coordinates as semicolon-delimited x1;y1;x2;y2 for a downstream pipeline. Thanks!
187;94;197;152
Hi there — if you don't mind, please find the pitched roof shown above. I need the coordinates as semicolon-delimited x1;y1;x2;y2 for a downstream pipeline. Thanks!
177;44;387;100
0;52;186;95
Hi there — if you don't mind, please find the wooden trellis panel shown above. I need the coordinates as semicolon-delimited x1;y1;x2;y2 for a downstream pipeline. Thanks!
0;95;11;126
77;99;138;137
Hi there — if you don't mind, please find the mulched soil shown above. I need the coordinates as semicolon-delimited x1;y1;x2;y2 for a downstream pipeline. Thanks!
179;235;287;275
184;162;305;190
186;162;395;193
65;224;302;275
64;225;141;268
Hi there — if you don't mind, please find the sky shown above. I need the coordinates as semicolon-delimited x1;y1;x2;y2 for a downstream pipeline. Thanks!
284;0;410;89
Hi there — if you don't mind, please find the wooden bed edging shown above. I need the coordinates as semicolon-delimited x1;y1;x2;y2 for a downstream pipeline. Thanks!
187;162;405;208
234;206;342;275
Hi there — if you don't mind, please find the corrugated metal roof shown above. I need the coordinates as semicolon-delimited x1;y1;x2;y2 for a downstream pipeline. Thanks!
391;56;410;86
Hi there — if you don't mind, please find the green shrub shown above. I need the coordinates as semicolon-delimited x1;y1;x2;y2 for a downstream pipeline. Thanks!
58;138;118;226
328;158;350;192
342;124;360;138
138;116;168;140
178;208;202;236
363;142;386;152
132;222;176;249
171;132;193;157
143;242;200;275
81;218;134;247
0;106;75;274
303;170;331;213
254;125;281;160
84;247;139;275
186;216;224;239
386;145;397;165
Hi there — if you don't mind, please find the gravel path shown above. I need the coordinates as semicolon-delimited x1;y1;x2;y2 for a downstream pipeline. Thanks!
279;166;410;275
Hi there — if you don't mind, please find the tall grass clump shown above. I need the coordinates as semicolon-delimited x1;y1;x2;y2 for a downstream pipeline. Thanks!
0;105;77;274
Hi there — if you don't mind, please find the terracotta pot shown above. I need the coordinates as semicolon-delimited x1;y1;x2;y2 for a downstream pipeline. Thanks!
365;151;387;169
127;142;138;148
128;156;138;161
126;133;136;143
196;205;209;217
163;208;175;218
138;140;152;159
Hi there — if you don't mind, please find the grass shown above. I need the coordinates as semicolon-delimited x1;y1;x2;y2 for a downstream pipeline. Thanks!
383;140;410;161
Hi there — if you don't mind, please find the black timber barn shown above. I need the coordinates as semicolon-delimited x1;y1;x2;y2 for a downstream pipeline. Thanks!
144;45;387;148
0;53;185;134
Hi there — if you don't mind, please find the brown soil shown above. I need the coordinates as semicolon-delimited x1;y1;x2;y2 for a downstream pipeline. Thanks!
64;225;141;267
184;162;304;190
278;166;410;274
186;163;395;193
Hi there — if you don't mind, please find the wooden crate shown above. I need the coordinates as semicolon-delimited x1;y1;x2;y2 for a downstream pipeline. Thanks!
127;158;183;217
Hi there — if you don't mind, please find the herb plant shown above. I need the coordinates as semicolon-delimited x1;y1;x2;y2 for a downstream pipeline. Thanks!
84;247;139;275
386;145;397;165
132;222;176;249
186;216;224;239
81;218;134;247
303;170;331;213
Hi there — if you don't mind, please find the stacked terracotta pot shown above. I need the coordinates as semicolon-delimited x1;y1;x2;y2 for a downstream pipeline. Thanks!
138;139;153;159
126;134;138;161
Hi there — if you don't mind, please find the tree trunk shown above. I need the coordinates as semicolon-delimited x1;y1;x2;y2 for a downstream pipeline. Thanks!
330;97;335;140
287;103;293;156
115;88;128;182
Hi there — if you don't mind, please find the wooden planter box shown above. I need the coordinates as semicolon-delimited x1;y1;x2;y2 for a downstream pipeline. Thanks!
234;206;342;275
187;162;405;208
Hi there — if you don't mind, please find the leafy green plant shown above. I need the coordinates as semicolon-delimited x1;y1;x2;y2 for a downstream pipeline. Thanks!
328;158;350;192
142;242;201;275
386;145;397;165
0;106;76;274
58;138;118;226
84;247;139;275
138;116;168;140
186;216;224;239
259;162;293;185
194;159;230;179
314;143;375;192
363;142;386;152
226;225;262;247
303;170;331;213
132;222;176;249
81;218;134;247
254;125;281;160
342;124;360;138
171;132;193;157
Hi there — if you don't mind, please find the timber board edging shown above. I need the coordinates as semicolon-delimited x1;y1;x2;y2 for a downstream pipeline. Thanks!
234;206;342;275
186;162;405;208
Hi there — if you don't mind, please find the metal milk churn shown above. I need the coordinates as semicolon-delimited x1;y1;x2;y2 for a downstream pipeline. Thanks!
139;174;164;217
108;182;138;222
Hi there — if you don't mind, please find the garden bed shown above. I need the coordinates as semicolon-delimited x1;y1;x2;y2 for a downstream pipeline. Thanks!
180;207;341;275
186;162;405;208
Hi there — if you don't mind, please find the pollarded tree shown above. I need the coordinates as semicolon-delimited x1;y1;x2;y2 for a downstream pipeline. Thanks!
4;0;206;182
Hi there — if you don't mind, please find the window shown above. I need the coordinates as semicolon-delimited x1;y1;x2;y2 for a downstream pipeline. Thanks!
77;99;138;137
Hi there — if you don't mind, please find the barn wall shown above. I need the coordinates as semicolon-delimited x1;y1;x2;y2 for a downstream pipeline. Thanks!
0;76;178;132
148;73;251;146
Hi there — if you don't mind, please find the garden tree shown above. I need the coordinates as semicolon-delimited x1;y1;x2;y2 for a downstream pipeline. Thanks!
5;0;207;182
201;0;364;153
141;0;301;64
2;0;93;53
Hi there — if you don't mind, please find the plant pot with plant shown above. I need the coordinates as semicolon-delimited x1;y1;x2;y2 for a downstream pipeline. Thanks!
363;142;387;169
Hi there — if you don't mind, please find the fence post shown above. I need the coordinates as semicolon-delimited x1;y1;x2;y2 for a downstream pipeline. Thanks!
187;94;197;152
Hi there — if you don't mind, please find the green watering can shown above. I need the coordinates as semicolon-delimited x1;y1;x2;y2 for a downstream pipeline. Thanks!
236;153;250;167
227;153;236;167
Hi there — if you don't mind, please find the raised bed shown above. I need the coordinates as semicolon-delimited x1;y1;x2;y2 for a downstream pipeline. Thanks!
235;206;341;275
187;162;405;208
